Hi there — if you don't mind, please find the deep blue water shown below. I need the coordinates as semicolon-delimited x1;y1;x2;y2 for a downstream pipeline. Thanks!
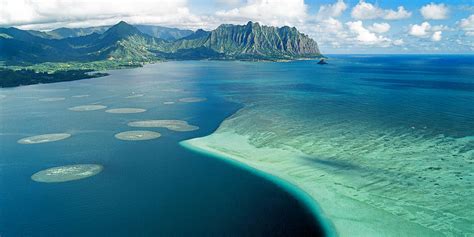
0;64;324;236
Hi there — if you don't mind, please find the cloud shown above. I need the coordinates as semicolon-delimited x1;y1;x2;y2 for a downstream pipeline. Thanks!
393;39;404;46
409;22;431;37
384;6;412;20
215;0;308;27
346;21;391;46
409;21;444;42
420;3;449;20
215;0;242;7
316;0;347;20
368;22;390;33
0;0;207;30
431;31;442;41
351;1;411;20
459;14;474;36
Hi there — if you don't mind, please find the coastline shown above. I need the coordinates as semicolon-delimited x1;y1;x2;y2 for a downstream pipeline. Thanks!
180;131;444;237
179;139;336;237
0;56;324;88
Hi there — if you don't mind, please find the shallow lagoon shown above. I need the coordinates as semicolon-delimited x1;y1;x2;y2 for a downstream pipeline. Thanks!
0;62;325;236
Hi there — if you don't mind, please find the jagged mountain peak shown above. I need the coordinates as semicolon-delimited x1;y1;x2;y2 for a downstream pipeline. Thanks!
101;21;142;39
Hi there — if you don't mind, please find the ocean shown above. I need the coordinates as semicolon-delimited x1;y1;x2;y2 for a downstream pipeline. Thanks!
1;55;473;236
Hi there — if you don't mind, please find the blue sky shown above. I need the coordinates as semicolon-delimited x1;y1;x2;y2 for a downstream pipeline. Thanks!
1;0;473;54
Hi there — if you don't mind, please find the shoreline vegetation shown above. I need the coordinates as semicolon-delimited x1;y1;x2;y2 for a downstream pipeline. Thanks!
0;57;324;88
0;60;143;88
0;67;108;88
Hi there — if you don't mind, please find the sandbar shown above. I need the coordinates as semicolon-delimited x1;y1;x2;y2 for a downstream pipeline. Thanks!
128;120;199;132
105;108;146;114
114;130;161;141
69;105;107;111
18;133;71;144
39;97;66;102
31;164;103;183
178;97;207;103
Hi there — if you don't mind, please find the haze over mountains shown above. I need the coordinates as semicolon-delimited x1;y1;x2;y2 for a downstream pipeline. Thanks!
27;25;194;41
0;21;321;64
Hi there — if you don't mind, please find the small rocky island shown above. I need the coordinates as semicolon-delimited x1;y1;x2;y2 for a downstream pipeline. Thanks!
317;59;328;65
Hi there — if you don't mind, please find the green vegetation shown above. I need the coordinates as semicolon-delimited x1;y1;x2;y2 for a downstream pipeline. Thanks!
5;60;145;73
0;21;322;87
0;68;107;87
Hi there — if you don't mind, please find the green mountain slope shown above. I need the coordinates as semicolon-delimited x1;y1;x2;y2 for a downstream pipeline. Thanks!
28;26;109;39
1;21;165;64
134;25;193;40
0;21;321;65
28;24;192;40
167;21;321;60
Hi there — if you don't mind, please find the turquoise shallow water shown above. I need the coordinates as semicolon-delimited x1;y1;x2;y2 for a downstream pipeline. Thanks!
180;55;474;236
0;64;325;236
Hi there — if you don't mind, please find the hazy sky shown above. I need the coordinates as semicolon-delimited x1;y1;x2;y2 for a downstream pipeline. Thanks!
1;0;473;54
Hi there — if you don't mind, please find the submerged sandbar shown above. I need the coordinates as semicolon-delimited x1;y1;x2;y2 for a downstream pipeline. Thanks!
182;131;448;237
31;164;103;183
115;130;161;141
72;94;90;98
125;94;144;98
18;133;71;144
178;97;207;103
39;97;66;102
105;108;146;114
128;120;199;132
69;105;107;111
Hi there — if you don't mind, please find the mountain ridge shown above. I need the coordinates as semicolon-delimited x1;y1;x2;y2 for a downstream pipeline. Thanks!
0;21;322;65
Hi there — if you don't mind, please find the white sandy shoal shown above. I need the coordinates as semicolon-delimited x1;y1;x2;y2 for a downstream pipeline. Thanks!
178;97;207;103
72;94;90;98
128;120;199;132
105;108;146;114
181;131;444;237
68;105;107;111
114;130;161;141
31;164;103;183
39;97;66;102
125;94;144;98
18;133;71;144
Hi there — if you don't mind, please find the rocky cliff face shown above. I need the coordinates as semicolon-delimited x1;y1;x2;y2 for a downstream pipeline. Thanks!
204;21;320;58
168;21;321;60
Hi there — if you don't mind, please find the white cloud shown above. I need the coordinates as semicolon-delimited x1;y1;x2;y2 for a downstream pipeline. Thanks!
317;0;347;20
384;6;412;20
393;39;404;46
323;18;344;32
420;3;449;20
346;20;391;46
409;22;431;37
459;14;474;36
351;1;411;20
431;31;442;41
311;17;347;44
215;0;308;27
0;0;207;30
351;1;379;19
368;22;390;33
409;21;444;42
